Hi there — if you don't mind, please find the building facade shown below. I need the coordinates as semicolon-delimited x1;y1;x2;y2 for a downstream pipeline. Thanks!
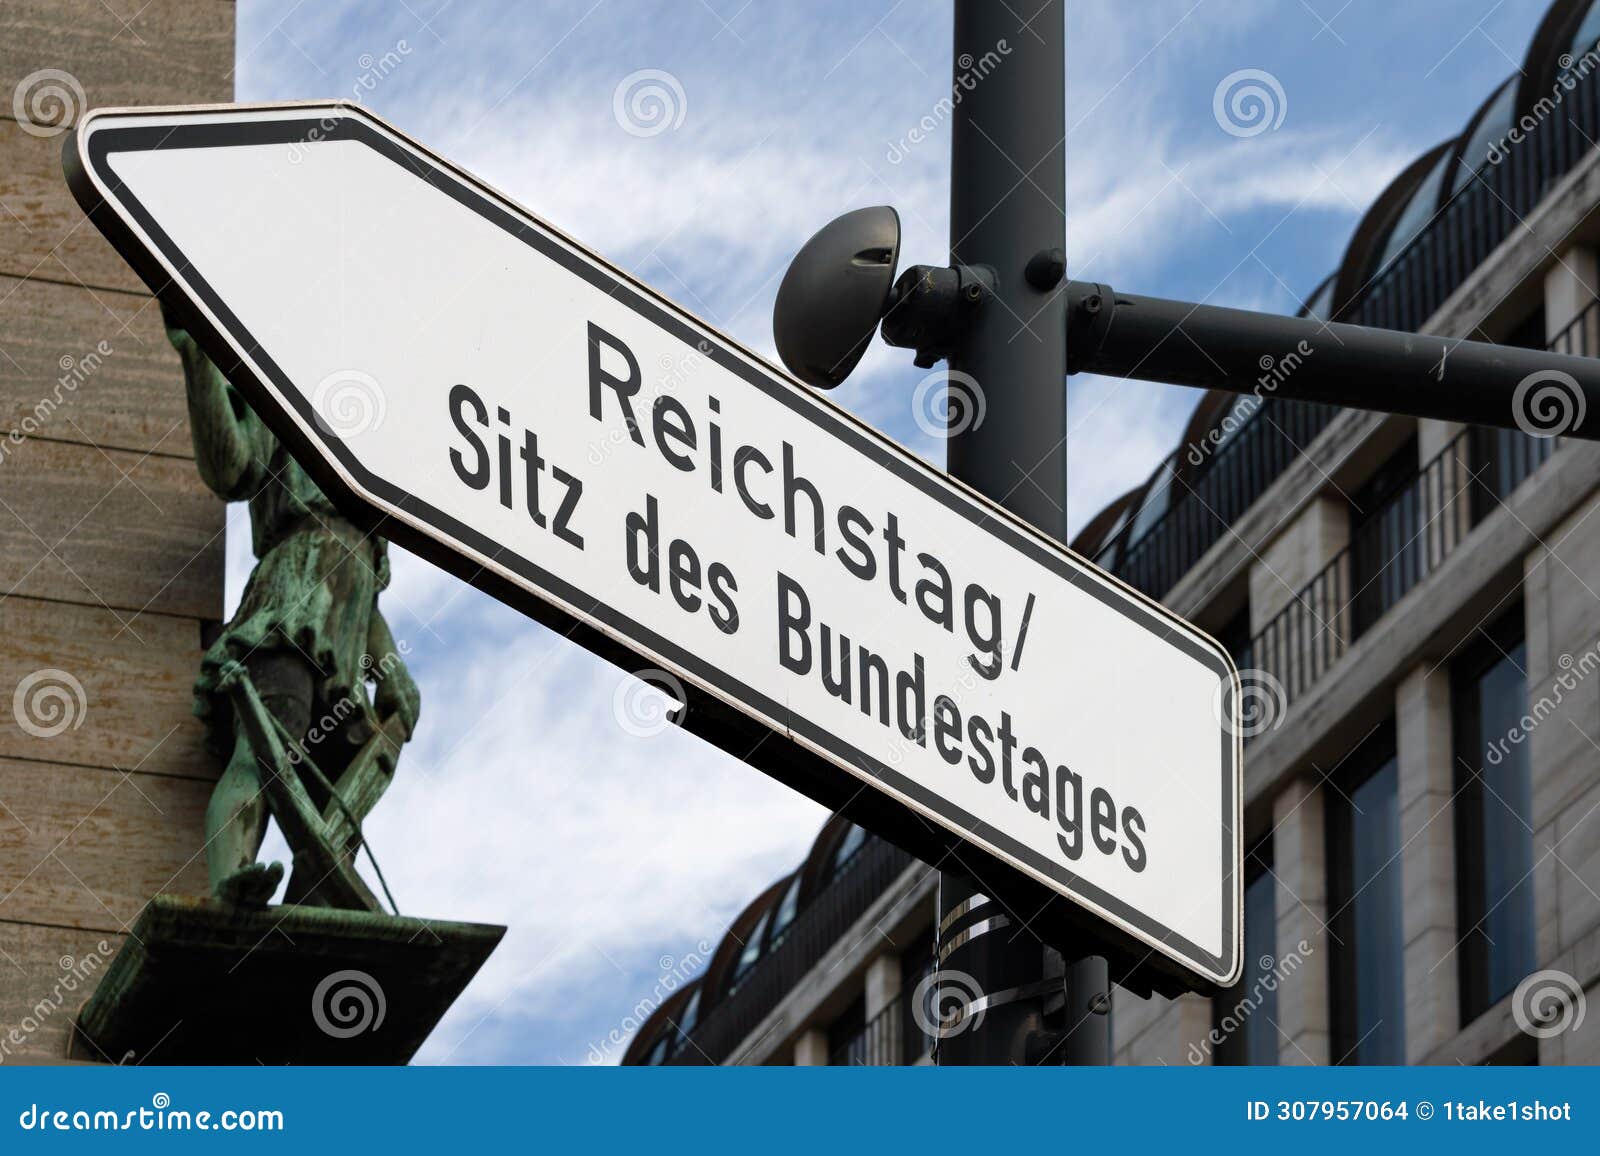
625;0;1600;1067
0;2;233;1062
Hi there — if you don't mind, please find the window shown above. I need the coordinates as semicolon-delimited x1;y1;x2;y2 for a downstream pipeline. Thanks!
1213;839;1277;1065
674;988;701;1044
827;994;867;1065
830;823;868;880
1213;602;1253;671
1571;0;1600;61
726;909;770;996
1348;435;1421;633
1327;721;1406;1064
766;873;803;952
1093;506;1132;570
1449;80;1515;194
1375;154;1448;271
1453;607;1536;1022
1127;456;1177;545
642;1034;670;1065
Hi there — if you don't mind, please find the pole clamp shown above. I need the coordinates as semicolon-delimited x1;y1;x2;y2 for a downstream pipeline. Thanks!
879;263;996;367
1065;279;1116;375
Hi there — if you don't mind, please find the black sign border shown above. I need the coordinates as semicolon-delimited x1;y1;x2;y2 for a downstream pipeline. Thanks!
67;104;1240;994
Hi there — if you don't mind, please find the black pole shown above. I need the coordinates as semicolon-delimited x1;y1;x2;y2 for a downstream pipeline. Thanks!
937;0;1108;1067
1067;280;1600;439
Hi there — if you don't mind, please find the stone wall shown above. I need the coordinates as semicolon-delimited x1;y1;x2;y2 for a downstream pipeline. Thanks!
0;0;233;1063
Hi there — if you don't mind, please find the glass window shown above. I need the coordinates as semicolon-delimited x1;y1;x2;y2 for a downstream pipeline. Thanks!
1348;435;1422;634
727;909;770;995
1453;608;1536;1022
1375;153;1449;271
1092;506;1132;570
1213;602;1253;671
830;823;868;879
674;988;701;1043
1327;722;1406;1065
1571;0;1600;60
643;1034;670;1065
1127;457;1177;545
827;994;867;1065
1449;81;1514;194
767;873;802;952
1213;841;1278;1065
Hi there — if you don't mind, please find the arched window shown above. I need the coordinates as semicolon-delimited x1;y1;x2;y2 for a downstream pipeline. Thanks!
1126;456;1176;545
726;908;771;995
1448;79;1515;194
643;1034;671;1065
766;873;803;952
1570;0;1600;58
674;988;701;1042
1374;151;1449;271
829;823;868;879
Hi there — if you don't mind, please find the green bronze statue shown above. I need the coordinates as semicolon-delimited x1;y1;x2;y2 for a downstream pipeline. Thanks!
166;309;420;911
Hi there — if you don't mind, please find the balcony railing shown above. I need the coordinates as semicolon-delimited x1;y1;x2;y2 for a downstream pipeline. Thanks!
1109;399;1341;599
1229;291;1600;729
1355;60;1600;335
830;1002;903;1066
1240;416;1563;730
1104;53;1600;602
669;834;915;1064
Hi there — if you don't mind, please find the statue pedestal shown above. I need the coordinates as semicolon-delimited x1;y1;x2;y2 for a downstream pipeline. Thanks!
74;896;504;1064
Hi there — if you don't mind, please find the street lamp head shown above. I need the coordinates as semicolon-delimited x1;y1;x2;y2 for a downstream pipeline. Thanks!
773;205;900;388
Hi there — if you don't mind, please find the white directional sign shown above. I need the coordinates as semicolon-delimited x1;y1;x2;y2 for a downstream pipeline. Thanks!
68;103;1241;989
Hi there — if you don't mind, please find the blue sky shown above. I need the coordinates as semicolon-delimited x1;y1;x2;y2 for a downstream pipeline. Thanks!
230;0;1554;1063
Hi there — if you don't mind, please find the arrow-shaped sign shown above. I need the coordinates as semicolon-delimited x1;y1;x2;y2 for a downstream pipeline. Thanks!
66;103;1241;991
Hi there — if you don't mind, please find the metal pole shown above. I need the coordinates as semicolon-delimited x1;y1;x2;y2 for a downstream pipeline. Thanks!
1067;280;1600;439
938;0;1108;1066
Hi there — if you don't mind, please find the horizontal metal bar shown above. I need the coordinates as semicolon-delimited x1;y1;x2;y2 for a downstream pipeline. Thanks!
1066;281;1600;441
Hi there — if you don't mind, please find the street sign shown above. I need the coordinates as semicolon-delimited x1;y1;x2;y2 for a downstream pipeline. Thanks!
66;102;1241;990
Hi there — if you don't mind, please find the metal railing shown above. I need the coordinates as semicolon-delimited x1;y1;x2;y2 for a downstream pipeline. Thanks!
1230;293;1598;728
1354;60;1600;335
830;1002;903;1066
1240;421;1558;730
669;834;915;1064
1109;399;1341;599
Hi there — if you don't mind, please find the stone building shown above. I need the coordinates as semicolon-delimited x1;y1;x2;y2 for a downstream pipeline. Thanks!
625;0;1600;1067
0;2;233;1062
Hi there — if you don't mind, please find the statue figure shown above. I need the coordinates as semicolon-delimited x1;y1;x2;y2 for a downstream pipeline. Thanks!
166;309;420;911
